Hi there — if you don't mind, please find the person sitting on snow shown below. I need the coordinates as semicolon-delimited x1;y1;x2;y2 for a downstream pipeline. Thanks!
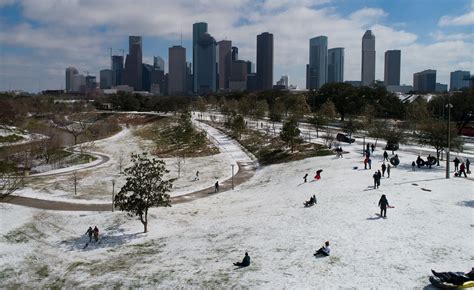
431;268;474;285
233;252;251;267
314;241;331;257
304;195;317;207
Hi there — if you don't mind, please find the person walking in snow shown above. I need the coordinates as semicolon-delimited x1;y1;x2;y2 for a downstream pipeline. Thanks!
466;159;471;174
459;163;467;177
366;143;370;153
195;171;200;181
381;163;387;177
378;194;389;218
453;157;460;172
364;157;368;170
373;171;378;189
387;164;391;178
371;143;375;153
93;226;99;242
383;151;389;162
377;170;382;188
85;226;93;243
314;241;331;257
214;181;219;193
368;157;372;169
303;173;308;183
411;161;416;171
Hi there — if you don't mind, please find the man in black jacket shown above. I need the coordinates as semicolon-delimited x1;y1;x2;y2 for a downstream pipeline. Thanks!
234;252;250;267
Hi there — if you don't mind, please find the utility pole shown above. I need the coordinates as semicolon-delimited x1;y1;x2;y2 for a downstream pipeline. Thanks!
445;94;453;179
231;164;235;190
112;179;115;212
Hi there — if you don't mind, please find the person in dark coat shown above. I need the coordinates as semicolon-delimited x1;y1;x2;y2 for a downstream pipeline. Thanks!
234;252;251;267
416;155;422;168
466;159;471;173
378;194;389;217
314;241;331;257
387;164;391;178
453;157;460;172
381;163;387;177
303;173;308;183
376;170;382;188
214;181;219;193
85;226;93;243
371;143;375;153
93;226;99;242
383;151;389;162
373;172;378;189
432;268;474;286
368;157;372;169
412;161;416;171
459;163;467;177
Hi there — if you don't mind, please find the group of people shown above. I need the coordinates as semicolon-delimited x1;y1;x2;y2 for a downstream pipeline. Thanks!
85;226;100;243
453;157;470;178
373;170;382;189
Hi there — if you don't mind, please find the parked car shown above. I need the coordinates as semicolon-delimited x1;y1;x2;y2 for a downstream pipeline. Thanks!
385;143;399;151
336;133;355;144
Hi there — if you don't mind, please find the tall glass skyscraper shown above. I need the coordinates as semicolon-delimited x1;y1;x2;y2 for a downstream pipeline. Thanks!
124;35;143;91
413;69;436;92
361;30;375;86
111;55;124;86
256;32;273;90
193;22;208;93
65;67;78;93
328;47;344;84
196;32;216;94
217;40;232;90
384;50;401;86
308;36;328;90
168;45;187;95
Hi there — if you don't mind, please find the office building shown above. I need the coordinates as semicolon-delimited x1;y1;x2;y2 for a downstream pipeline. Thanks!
229;60;247;91
384;50;401;86
100;69;112;89
436;83;448;92
195;32;216;94
307;36;328;90
65;67;78;93
232;46;238;61
111;55;124;86
168;45;187;95
256;32;274;90
124;36;143;91
413;69;436;92
142;64;154;91
361;30;376;86
276;75;289;88
217;40;232;90
193;22;208;93
328;47;344;83
72;74;85;93
450;70;470;91
154;56;165;71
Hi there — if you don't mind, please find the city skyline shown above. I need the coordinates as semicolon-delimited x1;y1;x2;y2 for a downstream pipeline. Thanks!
0;0;473;92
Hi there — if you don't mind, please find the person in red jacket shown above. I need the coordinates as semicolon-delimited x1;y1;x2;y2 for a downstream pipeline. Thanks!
459;162;467;177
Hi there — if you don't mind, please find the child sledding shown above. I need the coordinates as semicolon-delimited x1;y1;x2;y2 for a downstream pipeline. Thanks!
304;195;317;207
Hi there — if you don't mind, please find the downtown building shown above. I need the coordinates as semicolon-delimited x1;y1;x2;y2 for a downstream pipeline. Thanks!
327;47;344;83
450;70;470;91
256;32;274;90
168;45;187;95
217;40;232;91
111;55;124;86
65;67;79;93
193;22;217;94
361;30;376;86
307;36;328;90
124;36;143;91
413;69;436;93
100;69;112;89
384;50;401;86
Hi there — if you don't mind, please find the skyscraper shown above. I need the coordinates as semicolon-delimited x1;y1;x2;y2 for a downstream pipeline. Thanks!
100;69;112;89
111;55;124;86
413;69;436;92
154;56;165;71
328;47;344;84
308;36;328;90
168;45;187;95
217;40;232;90
361;30;376;86
384;50;401;86
196;33;217;94
193;22;208;93
256;32;273;90
450;70;470;91
65;67;78;93
232;46;239;61
124;36;143;91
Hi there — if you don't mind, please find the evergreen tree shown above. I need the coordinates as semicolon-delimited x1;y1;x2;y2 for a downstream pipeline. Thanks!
280;117;302;152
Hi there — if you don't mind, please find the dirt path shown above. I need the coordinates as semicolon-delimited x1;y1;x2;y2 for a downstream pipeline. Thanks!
2;161;257;211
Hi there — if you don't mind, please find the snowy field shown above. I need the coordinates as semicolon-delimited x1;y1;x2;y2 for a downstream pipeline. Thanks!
1;137;472;287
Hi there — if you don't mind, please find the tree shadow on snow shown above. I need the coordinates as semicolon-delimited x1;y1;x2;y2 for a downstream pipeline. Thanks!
60;228;144;252
457;200;474;208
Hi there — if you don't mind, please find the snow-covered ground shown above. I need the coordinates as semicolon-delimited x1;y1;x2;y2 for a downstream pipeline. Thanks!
0;125;47;147
1;136;472;287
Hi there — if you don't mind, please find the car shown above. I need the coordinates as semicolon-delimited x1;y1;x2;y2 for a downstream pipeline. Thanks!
385;143;399;151
336;133;355;144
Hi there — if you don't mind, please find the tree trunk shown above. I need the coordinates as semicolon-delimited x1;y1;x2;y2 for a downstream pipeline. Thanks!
140;213;148;233
436;149;440;166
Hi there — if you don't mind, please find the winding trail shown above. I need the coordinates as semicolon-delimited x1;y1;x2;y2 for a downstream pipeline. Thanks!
2;120;257;211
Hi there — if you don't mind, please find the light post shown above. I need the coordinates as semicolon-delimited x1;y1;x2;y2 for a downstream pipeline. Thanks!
445;99;453;179
231;164;235;190
112;179;116;212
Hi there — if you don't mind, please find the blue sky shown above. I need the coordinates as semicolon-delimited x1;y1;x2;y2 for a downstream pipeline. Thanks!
0;0;473;92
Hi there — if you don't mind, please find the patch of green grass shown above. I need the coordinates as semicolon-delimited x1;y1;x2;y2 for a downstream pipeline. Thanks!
0;267;16;280
36;265;49;278
0;134;24;143
5;223;46;243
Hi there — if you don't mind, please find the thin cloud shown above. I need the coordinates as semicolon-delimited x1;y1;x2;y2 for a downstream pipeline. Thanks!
439;11;474;26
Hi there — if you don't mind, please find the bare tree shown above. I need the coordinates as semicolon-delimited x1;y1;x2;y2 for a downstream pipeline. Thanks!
118;150;125;174
71;171;78;195
0;170;23;200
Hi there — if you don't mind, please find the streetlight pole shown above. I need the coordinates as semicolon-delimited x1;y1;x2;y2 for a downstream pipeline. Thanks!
112;179;115;212
445;97;453;179
231;164;235;190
